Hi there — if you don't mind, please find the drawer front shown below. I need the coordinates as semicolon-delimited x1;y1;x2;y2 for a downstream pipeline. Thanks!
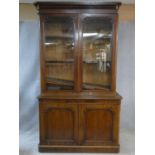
39;101;78;145
79;100;120;146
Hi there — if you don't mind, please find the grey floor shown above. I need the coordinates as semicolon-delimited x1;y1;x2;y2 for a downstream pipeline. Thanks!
19;129;135;155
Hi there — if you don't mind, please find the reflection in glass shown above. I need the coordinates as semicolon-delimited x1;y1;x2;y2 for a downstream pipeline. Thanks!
82;17;113;90
44;17;75;90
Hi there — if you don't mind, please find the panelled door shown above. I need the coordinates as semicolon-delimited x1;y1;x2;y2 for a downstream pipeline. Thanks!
78;101;120;145
39;101;79;145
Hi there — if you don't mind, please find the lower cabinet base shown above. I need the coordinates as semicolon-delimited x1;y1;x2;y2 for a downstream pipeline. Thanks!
38;94;122;153
39;144;120;153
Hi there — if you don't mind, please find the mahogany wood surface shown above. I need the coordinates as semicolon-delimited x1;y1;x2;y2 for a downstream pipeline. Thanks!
35;2;122;153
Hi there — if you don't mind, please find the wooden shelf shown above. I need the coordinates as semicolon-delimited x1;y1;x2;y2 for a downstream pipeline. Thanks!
46;77;74;87
45;35;73;40
83;83;110;90
83;60;111;64
84;36;112;40
46;59;74;64
46;77;110;90
45;59;111;64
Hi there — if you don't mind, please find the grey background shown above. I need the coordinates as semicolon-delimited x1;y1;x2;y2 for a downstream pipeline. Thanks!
19;21;135;155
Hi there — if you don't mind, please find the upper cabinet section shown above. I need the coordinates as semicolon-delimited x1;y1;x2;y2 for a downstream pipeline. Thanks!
35;2;121;93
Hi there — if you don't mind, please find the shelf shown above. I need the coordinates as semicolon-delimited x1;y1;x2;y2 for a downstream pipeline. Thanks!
46;59;74;64
83;83;110;90
83;60;111;64
46;77;110;90
46;77;74;87
83;60;98;64
45;35;73;40
83;33;112;39
45;58;111;63
84;36;112;40
46;77;74;90
45;60;111;65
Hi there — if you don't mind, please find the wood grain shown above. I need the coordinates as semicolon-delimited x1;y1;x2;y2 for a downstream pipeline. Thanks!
36;2;122;153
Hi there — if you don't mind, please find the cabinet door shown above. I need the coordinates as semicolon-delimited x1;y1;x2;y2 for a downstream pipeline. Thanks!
39;101;78;145
79;101;120;145
81;15;117;91
41;15;78;91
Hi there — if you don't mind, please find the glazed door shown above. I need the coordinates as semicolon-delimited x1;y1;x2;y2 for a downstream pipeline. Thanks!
40;15;78;92
81;14;117;91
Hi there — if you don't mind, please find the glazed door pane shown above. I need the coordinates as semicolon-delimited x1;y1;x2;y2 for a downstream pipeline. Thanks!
82;16;113;90
44;16;75;90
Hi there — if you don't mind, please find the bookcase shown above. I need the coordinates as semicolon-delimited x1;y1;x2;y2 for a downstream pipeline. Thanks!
35;2;122;153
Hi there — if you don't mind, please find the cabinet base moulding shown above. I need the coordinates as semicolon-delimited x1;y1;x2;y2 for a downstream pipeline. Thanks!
39;144;120;153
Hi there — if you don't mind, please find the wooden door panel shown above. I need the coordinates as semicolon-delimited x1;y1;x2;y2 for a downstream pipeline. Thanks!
46;108;74;141
85;109;113;141
79;101;120;145
39;101;78;145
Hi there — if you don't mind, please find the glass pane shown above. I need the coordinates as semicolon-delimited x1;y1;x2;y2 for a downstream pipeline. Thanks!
82;17;113;90
44;16;75;90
